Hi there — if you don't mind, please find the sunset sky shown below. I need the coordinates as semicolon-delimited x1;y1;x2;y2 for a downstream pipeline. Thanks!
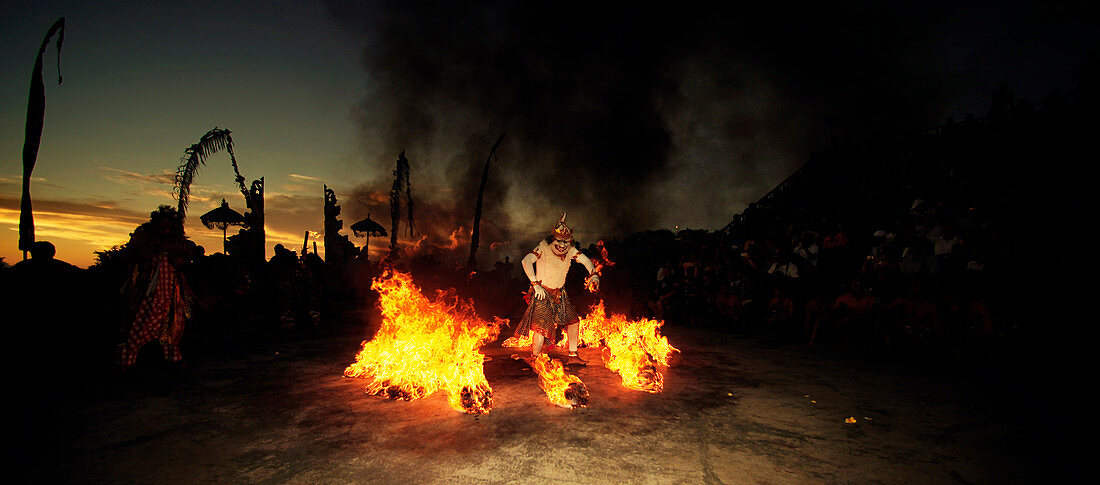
1;1;371;267
3;1;1095;268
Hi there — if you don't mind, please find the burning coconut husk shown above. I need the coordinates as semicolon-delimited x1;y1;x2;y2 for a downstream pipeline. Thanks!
344;271;504;414
531;354;589;408
574;302;678;393
506;309;676;393
508;301;677;393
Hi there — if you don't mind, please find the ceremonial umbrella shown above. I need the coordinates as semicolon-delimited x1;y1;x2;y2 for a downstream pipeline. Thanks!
351;214;387;259
200;199;246;253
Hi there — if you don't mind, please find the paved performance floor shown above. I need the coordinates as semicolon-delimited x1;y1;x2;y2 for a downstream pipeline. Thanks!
19;319;1076;484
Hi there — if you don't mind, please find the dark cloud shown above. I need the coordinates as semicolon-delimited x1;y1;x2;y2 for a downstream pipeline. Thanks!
97;167;177;186
322;0;1097;236
0;195;149;225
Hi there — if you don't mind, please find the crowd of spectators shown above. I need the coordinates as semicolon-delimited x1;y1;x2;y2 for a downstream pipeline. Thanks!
606;72;1095;365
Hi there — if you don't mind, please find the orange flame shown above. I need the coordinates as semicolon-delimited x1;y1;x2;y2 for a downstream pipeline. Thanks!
575;302;677;393
531;354;589;408
584;240;615;292
501;334;532;348
504;302;677;393
344;271;504;413
446;226;468;250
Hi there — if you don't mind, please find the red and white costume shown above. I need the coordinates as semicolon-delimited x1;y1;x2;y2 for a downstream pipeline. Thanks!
118;253;191;367
513;213;598;360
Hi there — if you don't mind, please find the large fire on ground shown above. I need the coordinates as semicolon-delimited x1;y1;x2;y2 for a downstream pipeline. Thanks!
579;302;678;393
344;271;505;414
503;301;679;394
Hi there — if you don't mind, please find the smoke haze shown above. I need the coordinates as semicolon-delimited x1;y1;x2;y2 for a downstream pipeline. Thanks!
322;0;1097;247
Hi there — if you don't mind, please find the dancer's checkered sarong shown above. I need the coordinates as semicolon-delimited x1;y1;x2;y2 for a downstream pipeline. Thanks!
117;254;188;367
515;287;579;340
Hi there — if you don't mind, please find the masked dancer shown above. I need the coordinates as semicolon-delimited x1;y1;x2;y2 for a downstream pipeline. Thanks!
514;212;599;365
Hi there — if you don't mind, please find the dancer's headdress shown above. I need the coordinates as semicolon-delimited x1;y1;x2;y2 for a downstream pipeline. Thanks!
551;211;572;240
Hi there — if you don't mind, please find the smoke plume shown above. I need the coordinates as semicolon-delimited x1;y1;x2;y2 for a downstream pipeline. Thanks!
322;0;1096;242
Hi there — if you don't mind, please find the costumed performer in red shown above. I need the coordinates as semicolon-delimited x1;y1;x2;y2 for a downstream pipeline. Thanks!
513;212;599;366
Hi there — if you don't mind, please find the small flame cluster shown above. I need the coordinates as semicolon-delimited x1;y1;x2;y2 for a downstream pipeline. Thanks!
501;334;533;348
344;271;504;414
584;240;615;292
531;354;590;408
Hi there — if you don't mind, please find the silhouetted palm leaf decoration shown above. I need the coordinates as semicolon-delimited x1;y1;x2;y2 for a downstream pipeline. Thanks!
173;128;246;220
467;131;506;269
18;17;65;252
389;151;416;252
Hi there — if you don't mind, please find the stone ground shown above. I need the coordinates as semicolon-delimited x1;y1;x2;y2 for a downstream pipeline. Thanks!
16;314;1080;484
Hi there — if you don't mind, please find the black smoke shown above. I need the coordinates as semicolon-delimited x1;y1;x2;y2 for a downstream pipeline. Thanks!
322;0;1096;237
